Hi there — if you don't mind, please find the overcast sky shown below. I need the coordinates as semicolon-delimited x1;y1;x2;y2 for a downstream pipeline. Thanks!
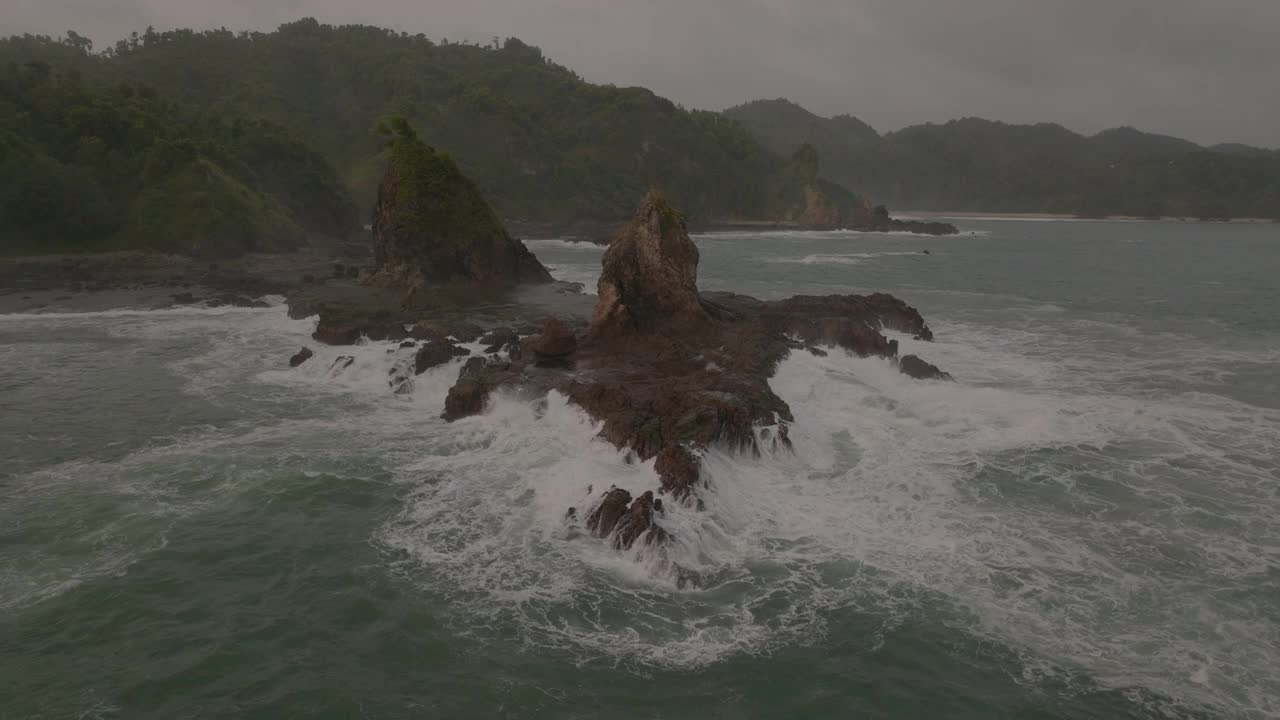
6;0;1278;147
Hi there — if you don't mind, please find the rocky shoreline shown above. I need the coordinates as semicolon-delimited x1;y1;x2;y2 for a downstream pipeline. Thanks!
0;140;953;586
287;190;950;585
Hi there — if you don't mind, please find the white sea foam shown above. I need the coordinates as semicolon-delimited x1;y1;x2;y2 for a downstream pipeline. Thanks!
372;314;1279;717
5;289;1277;717
768;251;927;266
523;238;607;252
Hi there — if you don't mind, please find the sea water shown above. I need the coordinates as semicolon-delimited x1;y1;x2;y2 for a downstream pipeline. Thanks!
1;220;1277;719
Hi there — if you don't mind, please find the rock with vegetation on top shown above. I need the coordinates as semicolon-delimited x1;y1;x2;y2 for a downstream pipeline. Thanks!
364;117;551;292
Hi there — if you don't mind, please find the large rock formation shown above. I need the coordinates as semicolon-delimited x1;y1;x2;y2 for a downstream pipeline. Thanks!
440;191;951;580
775;144;958;235
365;118;551;292
591;191;709;335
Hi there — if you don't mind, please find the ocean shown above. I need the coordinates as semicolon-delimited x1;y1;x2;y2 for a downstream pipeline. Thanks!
2;219;1277;719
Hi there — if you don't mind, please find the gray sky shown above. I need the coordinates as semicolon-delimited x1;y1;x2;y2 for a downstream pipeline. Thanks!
6;0;1278;147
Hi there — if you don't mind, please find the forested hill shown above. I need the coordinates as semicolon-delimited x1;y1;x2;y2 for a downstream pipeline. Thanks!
2;20;863;253
0;56;357;255
725;99;1280;220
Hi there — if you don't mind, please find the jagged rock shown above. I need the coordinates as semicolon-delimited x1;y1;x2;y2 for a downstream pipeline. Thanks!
898;354;952;381
459;356;499;381
612;491;668;550
530;318;577;359
586;487;632;538
655;446;700;501
312;308;409;345
364;118;551;293
443;378;488;420
411;320;484;343
591;191;709;335
479;327;520;353
332;356;355;372
414;341;470;374
288;347;314;368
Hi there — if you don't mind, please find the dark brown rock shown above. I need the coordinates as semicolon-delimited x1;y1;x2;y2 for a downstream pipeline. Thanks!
898;354;952;381
443;378;489;420
591;191;709;336
414;341;470;374
655;446;700;501
312;308;409;346
530;317;577;359
288;347;314;368
458;356;488;379
479;327;520;353
411;320;484;343
612;491;668;550
586;487;632;539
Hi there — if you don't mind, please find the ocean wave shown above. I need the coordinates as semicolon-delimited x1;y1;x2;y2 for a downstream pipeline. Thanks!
523;238;607;252
767;251;927;266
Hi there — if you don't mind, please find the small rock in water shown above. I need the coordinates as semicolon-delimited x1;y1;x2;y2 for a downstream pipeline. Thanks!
288;347;314;368
898;354;952;380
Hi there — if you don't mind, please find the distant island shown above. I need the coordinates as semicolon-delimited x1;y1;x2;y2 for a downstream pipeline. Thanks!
724;99;1280;221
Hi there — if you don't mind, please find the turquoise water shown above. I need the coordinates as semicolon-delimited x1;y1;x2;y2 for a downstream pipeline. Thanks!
2;220;1278;719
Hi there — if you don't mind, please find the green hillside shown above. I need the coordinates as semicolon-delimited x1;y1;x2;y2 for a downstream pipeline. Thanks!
0;45;358;255
725;99;1280;219
2;21;866;231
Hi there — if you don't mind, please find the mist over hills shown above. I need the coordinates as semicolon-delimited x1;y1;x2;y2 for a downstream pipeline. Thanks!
4;20;1277;257
725;99;1280;219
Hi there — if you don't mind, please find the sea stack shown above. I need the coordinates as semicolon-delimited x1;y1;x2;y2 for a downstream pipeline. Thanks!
591;190;710;335
365;117;551;291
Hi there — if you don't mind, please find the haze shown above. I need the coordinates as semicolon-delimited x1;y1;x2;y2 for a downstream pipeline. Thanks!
4;0;1278;148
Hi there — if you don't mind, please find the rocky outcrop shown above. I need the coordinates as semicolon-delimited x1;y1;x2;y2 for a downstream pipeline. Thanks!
439;191;952;579
312;307;409;345
364;119;550;296
414;341;470;374
529;317;577;360
848;200;957;235
591;191;709;335
775;145;958;235
288;347;314;367
898;354;952;380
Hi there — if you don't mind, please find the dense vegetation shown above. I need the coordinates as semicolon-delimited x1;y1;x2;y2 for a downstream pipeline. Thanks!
0;40;358;255
726;99;1280;219
1;20;847;256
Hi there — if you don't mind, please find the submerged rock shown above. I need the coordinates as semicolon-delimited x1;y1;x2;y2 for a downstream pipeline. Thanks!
288;346;314;368
898;354;953;381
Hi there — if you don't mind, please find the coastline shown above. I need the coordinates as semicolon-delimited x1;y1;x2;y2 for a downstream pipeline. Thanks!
898;210;1279;224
